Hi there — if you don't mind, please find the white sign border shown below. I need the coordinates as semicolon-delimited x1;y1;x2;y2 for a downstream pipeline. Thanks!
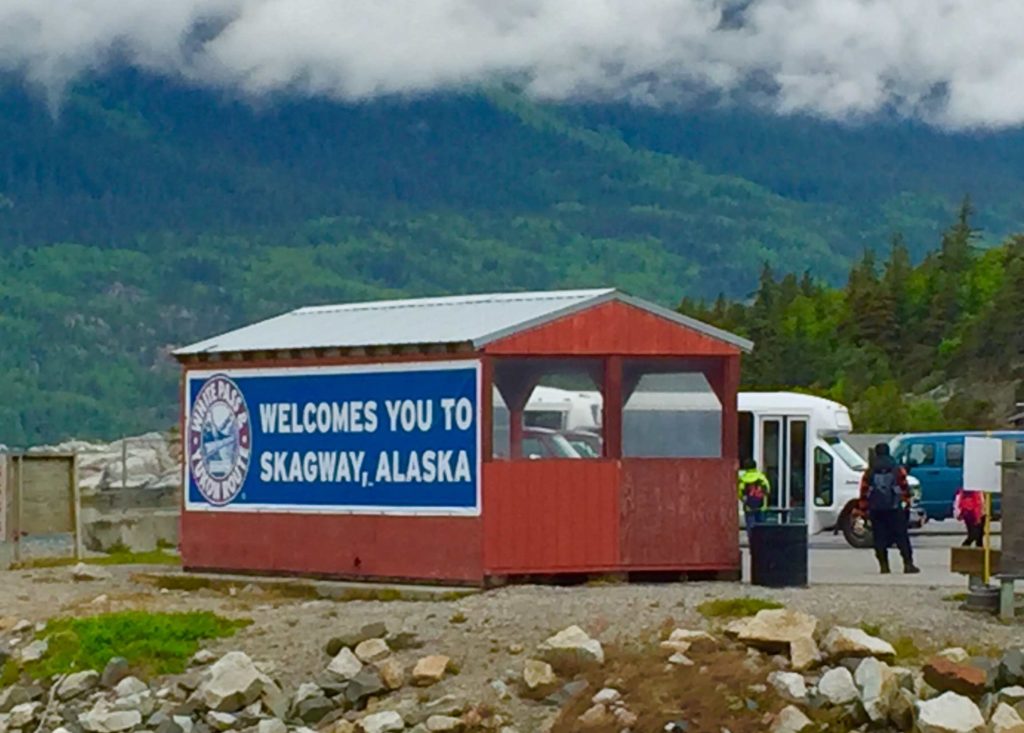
184;359;483;517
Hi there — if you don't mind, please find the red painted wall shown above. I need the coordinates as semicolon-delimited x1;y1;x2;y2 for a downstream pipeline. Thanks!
181;512;484;583
482;460;620;573
485;300;741;357
619;459;740;569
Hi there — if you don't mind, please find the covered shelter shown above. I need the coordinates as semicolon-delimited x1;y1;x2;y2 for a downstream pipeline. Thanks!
174;289;752;584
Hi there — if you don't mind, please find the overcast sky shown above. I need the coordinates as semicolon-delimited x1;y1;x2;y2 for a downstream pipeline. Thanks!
2;0;1023;129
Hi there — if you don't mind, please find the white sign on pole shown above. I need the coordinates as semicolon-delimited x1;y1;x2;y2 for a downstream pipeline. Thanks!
964;436;1003;493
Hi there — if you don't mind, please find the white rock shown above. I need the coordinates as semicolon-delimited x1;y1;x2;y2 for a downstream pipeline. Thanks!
999;687;1024;705
425;715;463;732
854;657;898;723
668;629;716;645
207;711;237;731
592;688;621;705
355;639;390;664
57;670;100;700
199;651;264;713
173;716;195;733
770;705;813;733
8;703;40;729
737;609;818;653
523;659;556;691
72;563;113;582
822;627;896;661
789;636;821;672
991;703;1024;733
768;671;808;703
327;648;364;681
80;702;143;733
257;720;287;733
191;649;218;666
115;677;149;698
915;692;985;733
359;711;405;733
293;682;323;705
538;625;604;668
19;639;48;663
937;648;971;664
817;667;858;706
668;653;694;667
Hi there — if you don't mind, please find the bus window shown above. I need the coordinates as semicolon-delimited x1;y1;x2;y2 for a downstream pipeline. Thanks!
813;447;834;507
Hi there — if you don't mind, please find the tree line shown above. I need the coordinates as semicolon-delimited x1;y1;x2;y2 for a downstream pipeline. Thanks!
680;198;1024;432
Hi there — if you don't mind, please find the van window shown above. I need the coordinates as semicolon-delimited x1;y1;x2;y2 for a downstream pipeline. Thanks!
908;441;936;467
945;442;964;468
524;409;566;431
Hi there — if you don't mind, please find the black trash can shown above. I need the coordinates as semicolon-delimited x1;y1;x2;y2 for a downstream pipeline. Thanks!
748;510;808;587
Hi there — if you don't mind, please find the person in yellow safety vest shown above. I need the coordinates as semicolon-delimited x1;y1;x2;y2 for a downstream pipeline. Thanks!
738;457;771;532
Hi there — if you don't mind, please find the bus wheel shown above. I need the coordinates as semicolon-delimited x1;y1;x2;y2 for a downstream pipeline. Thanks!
841;510;874;549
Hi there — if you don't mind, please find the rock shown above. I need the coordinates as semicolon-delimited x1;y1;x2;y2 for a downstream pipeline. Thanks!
206;712;238;731
992;703;1024;733
1001;687;1024;705
577;703;613;729
592;688;621;705
789;636;821;672
916;691;985;733
770;705;813;733
72;563;114;581
295;696;334;725
355;639;390;664
544;679;589;707
377;658;405;691
8;702;41;729
924;656;989;697
345;668;386;705
614;708;638;728
1001;651;1024;688
818;667;859;706
81;702;144;733
537;626;604;670
325;624;389;657
425;716;463;732
257;720;287;733
491;679;511;700
19;639;48;663
102;658;132;688
58;670;101;701
855;657;898;723
323;723;356;733
0;686;32;713
174;715;195;733
668;653;694;666
293;682;323;705
359;711;404;733
737;610;818;655
822;627;896;662
257;674;289;719
327;648;364;681
938;648;972;664
191;650;218;667
523;660;557;692
116;677;150;697
198;652;264;713
412;656;450;686
768;671;808;703
667;629;717;649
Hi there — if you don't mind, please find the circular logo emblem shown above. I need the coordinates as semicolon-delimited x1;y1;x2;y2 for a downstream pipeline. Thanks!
188;375;252;506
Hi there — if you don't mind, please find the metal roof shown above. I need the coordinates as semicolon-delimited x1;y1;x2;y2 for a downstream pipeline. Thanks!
174;288;752;356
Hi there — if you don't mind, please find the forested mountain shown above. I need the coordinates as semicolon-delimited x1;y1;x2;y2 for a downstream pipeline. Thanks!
681;202;1024;432
3;73;1024;444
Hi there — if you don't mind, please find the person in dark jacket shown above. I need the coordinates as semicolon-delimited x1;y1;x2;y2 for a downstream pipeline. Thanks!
858;443;920;574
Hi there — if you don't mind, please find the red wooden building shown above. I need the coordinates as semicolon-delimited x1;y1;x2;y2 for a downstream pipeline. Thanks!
174;289;751;584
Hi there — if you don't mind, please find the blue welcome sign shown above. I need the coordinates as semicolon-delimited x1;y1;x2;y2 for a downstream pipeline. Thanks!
184;361;481;515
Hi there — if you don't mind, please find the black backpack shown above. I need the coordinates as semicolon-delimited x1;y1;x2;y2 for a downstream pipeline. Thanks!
867;469;902;512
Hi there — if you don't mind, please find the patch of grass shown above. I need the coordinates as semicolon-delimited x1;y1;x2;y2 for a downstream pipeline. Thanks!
156;539;177;551
860;622;883;637
942;592;969;603
1;660;19;687
13;549;180;570
892;636;921;661
28;611;250;678
697;597;783;619
449;612;467;625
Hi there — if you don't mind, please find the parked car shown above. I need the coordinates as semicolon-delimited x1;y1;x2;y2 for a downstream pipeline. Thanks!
521;428;582;459
889;431;1024;521
562;430;602;458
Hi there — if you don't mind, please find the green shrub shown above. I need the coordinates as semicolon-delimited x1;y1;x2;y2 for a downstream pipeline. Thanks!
697;597;783;619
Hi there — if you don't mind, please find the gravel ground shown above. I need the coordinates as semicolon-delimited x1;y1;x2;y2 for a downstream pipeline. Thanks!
2;565;1021;728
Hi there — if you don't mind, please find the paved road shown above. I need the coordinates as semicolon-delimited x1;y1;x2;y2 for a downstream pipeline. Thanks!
743;520;1001;588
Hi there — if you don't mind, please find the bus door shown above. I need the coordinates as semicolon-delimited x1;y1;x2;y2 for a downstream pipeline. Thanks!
757;415;811;524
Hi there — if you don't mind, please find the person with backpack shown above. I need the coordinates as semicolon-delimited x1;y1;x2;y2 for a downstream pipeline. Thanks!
738;458;771;532
858;442;920;574
953;487;985;548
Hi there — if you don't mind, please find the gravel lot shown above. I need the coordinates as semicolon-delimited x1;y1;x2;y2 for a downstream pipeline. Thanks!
2;565;1021;728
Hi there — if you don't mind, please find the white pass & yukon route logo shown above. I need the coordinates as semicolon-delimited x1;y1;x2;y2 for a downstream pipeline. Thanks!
188;375;251;506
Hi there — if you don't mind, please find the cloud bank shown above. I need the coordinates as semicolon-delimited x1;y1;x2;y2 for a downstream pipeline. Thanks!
2;0;1023;129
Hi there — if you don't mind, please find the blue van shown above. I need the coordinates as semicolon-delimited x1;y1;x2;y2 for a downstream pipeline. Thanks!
888;431;1024;521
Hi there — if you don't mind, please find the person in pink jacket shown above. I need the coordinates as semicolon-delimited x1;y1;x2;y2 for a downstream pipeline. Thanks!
954;487;986;548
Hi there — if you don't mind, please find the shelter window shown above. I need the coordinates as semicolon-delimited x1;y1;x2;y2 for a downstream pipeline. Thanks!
621;364;722;459
492;358;604;460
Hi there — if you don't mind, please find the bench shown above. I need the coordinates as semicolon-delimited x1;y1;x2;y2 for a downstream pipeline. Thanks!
950;547;1018;620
